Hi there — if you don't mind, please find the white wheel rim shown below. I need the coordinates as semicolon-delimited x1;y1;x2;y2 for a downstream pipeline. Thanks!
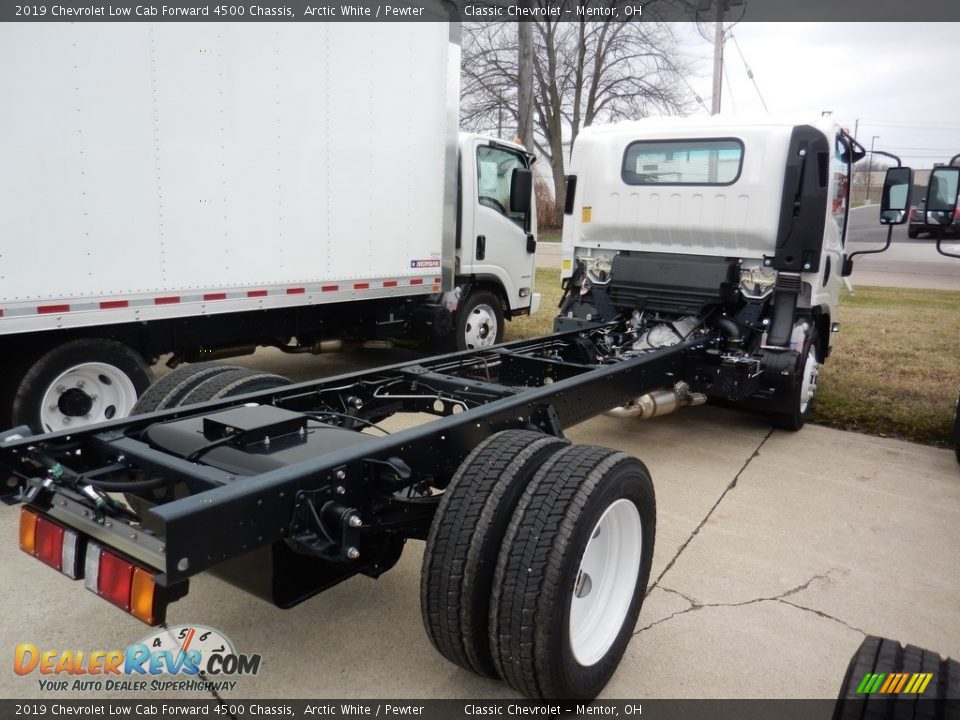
39;362;139;432
799;346;819;414
463;303;498;349
569;498;643;666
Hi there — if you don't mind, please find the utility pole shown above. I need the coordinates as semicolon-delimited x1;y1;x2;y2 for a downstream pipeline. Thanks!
711;3;724;115
865;135;879;205
517;23;534;153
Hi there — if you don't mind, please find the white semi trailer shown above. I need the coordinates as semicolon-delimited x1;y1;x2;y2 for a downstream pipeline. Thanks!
0;22;539;433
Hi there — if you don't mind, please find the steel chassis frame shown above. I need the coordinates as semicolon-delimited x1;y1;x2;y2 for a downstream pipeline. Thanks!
0;326;712;594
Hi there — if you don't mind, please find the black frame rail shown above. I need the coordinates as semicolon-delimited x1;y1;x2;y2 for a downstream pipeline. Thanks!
0;327;712;586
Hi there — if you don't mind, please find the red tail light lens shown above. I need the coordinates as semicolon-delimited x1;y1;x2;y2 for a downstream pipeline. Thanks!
909;208;916;220
34;517;65;571
98;552;135;611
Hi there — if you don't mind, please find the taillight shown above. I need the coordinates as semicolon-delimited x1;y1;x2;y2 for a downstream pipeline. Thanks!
19;508;38;554
34;516;64;571
19;507;174;626
909;208;916;220
98;551;134;611
954;207;960;220
84;542;161;623
20;508;83;577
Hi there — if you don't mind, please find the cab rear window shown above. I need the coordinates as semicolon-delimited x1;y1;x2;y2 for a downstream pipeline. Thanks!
622;138;744;186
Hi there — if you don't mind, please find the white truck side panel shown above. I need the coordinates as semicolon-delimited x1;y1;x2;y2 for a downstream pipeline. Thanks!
0;23;450;321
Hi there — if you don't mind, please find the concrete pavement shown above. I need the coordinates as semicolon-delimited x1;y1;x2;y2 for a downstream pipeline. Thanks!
3;397;957;700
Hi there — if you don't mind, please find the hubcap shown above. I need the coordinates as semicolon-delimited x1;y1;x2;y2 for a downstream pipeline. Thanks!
463;303;498;350
799;346;819;414
39;362;139;432
569;498;643;666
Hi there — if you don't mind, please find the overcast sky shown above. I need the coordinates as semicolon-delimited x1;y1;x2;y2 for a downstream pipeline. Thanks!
675;22;960;169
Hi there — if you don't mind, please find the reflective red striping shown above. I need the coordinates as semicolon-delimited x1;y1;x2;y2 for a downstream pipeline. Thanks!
410;278;424;285
354;283;369;290
286;288;305;295
247;290;268;297
383;281;398;288
321;285;339;292
38;304;70;314
100;300;129;310
433;277;442;284
203;293;227;301
154;297;180;305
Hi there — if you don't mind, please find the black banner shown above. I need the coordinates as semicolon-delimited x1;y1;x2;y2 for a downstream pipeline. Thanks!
0;699;851;720
1;0;959;23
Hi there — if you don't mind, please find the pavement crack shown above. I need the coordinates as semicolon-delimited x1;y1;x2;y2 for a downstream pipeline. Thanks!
777;599;867;636
635;569;865;637
645;427;774;597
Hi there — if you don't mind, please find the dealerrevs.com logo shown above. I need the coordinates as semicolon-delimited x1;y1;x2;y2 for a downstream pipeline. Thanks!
14;625;261;693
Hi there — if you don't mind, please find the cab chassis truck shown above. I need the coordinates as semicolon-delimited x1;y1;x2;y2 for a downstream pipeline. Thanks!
4;117;868;700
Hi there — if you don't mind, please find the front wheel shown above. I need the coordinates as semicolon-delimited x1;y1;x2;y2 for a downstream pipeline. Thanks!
11;339;153;433
773;334;821;431
455;290;504;351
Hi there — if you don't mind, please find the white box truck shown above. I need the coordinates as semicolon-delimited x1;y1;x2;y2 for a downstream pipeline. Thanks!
0;21;539;433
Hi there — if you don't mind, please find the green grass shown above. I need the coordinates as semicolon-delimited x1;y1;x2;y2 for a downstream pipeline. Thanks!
812;285;960;446
506;270;960;446
505;268;564;342
538;230;562;243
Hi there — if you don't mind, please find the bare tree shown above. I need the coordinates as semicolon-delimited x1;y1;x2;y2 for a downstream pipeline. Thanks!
460;12;692;207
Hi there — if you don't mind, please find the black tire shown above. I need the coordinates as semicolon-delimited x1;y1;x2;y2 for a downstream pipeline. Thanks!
131;363;244;415
456;290;504;351
177;368;293;407
489;445;656;700
773;333;821;431
10;338;153;433
421;429;568;678
834;635;960;720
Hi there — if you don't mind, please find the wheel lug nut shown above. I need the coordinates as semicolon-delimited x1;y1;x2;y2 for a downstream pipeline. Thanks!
56;385;66;393
76;380;85;388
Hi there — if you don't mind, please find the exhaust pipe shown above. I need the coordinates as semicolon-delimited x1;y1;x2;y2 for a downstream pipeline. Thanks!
605;381;707;420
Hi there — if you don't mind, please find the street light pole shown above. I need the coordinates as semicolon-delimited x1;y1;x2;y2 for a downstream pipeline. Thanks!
865;135;879;204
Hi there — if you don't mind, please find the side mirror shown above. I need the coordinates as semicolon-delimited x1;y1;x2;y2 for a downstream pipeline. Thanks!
509;168;533;216
878;166;913;225
925;166;960;225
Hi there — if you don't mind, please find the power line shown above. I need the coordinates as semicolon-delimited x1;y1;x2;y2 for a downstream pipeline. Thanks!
729;32;768;113
857;119;960;131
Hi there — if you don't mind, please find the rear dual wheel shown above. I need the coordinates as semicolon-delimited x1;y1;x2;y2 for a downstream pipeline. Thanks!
421;433;655;699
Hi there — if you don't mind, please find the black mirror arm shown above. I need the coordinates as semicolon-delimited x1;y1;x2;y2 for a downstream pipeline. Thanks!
936;233;960;260
846;225;894;264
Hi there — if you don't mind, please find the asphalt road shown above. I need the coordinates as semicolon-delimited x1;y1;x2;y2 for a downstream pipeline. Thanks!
845;206;960;290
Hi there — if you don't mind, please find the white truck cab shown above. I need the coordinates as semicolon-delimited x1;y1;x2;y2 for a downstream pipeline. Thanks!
559;115;864;428
453;134;540;349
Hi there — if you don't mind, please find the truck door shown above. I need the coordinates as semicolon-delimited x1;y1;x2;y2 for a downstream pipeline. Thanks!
468;141;535;311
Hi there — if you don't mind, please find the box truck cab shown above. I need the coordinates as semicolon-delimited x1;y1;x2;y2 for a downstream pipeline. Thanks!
453;133;539;350
0;22;537;434
558;115;864;428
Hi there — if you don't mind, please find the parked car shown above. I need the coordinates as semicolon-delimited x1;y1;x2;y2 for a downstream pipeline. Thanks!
908;196;960;238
